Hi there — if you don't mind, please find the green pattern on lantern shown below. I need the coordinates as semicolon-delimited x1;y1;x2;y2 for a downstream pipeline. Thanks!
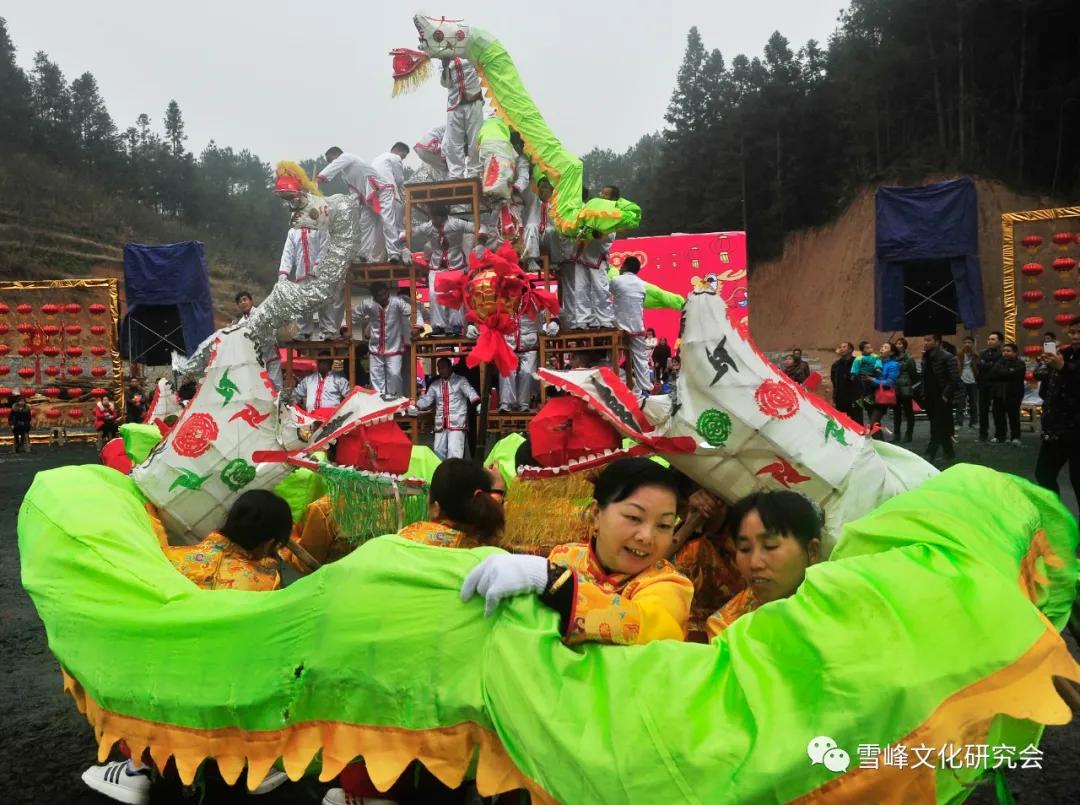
219;458;256;492
697;409;732;447
824;416;849;446
168;469;213;492
216;368;240;406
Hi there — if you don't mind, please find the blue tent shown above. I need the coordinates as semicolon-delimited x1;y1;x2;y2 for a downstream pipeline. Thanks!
874;177;985;333
119;241;214;362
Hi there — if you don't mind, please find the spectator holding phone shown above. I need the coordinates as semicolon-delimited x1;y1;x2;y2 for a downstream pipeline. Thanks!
1034;317;1080;505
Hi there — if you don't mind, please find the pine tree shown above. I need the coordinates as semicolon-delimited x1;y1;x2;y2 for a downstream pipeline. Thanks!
163;99;186;157
29;50;76;160
664;27;707;135
0;17;32;148
71;71;118;168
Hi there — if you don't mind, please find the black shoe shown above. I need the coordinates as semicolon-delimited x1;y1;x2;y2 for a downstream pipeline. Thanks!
389;255;403;264
431;327;446;336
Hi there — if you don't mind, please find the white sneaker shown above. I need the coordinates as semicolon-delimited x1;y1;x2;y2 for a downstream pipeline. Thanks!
1010;438;1022;447
989;438;1001;444
322;787;397;805
81;759;151;805
251;768;288;795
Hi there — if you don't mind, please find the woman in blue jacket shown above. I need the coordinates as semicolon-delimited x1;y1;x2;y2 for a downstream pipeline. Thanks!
868;342;900;440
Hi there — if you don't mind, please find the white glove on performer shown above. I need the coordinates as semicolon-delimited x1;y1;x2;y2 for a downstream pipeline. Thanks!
543;320;560;337
465;324;480;340
406;404;419;416
460;554;549;616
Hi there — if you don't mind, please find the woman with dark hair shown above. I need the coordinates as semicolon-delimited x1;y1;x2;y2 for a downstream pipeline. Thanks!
461;457;694;645
868;342;900;439
892;336;918;443
705;490;822;638
398;457;506;548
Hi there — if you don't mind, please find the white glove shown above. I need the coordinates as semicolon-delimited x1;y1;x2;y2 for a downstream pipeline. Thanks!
406;404;419;416
543;320;560;337
460;554;550;616
465;324;480;340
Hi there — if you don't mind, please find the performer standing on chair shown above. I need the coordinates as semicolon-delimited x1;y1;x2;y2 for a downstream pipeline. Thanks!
566;230;615;330
277;224;336;341
317;147;399;263
414;123;449;182
371;143;410;260
441;56;483;179
500;299;558;412
610;256;651;397
354;282;413;398
413;357;480;459
411;206;470;336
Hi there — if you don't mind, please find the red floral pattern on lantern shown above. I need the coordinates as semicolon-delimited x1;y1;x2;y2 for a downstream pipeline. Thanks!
90;325;107;336
65;303;81;315
1052;257;1076;274
89;304;107;315
1022;316;1045;330
755;379;800;419
91;367;107;377
172;412;219;458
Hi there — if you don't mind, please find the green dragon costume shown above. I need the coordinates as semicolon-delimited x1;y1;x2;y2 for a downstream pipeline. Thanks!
18;462;1080;802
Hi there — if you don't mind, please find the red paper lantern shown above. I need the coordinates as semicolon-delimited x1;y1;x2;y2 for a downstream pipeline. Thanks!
42;324;61;336
0;324;8;334
90;345;107;357
16;304;32;315
67;365;83;377
0;303;8;314
65;324;82;336
1053;287;1077;306
17;345;33;357
20;387;35;397
0;345;10;356
89;303;107;315
42;346;60;357
16;323;33;334
67;407;84;420
0;365;8;376
1025;371;1035;382
91;366;107;378
0;407;10;417
65;303;81;314
1055;313;1075;327
90;387;108;398
1052;232;1075;250
1022;289;1044;307
90;324;107;336
45;408;62;420
17;367;35;379
1052;257;1076;274
41;303;60;316
44;366;60;377
66;387;83;398
0;387;12;397
1022;316;1045;330
1023;345;1043;357
65;346;83;358
1021;234;1043;253
43;387;61;398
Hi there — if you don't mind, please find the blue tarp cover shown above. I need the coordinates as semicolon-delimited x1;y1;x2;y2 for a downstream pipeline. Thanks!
119;241;213;359
874;177;985;331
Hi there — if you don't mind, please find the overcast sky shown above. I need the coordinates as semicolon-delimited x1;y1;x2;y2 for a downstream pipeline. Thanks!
6;1;843;166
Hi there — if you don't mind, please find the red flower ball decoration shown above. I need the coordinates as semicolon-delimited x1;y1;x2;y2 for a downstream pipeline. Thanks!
90;346;107;357
65;303;81;315
0;365;9;376
41;304;59;316
1023;345;1043;357
16;304;32;315
0;345;8;356
20;387;35;397
45;408;62;420
89;303;107;315
1052;232;1075;249
1053;288;1077;306
90;324;107;336
1052;257;1076;274
0;387;12;397
1022;289;1044;307
172;412;220;458
42;346;60;357
91;366;107;378
0;324;8;335
66;388;83;398
65;346;83;358
17;345;33;357
42;324;61;336
90;388;108;398
16;323;33;334
44;366;60;377
65;324;82;336
1022;316;1045;330
1055;313;1075;327
43;388;61;398
755;379;800;419
1021;235;1043;253
17;367;35;379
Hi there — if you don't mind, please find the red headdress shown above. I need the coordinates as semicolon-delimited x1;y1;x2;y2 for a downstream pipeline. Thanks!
390;48;432;97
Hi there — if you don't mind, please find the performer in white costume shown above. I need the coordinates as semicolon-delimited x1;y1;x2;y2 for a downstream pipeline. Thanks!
411;207;470;335
233;290;283;390
317;147;395;263
565;232;615;329
414;123;448;182
371;143;410;260
291;352;350;414
277;226;338;340
353;281;413;398
609;255;651;397
441;57;483;179
413;357;480;459
498;308;558;412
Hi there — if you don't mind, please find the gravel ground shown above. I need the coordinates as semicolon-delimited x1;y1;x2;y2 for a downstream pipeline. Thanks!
1;424;1076;804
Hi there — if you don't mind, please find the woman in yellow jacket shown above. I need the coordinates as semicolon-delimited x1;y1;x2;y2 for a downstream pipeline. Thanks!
462;457;693;645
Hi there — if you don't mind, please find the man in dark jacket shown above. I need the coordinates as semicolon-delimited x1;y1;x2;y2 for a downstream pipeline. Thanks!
921;333;959;462
1034;316;1080;504
975;331;1003;442
830;342;861;424
989;342;1026;444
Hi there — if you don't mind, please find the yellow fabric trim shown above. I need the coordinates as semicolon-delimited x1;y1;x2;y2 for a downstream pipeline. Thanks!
1000;206;1080;342
61;670;554;802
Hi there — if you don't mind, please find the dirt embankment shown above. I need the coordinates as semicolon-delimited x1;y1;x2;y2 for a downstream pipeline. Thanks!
747;178;1059;364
